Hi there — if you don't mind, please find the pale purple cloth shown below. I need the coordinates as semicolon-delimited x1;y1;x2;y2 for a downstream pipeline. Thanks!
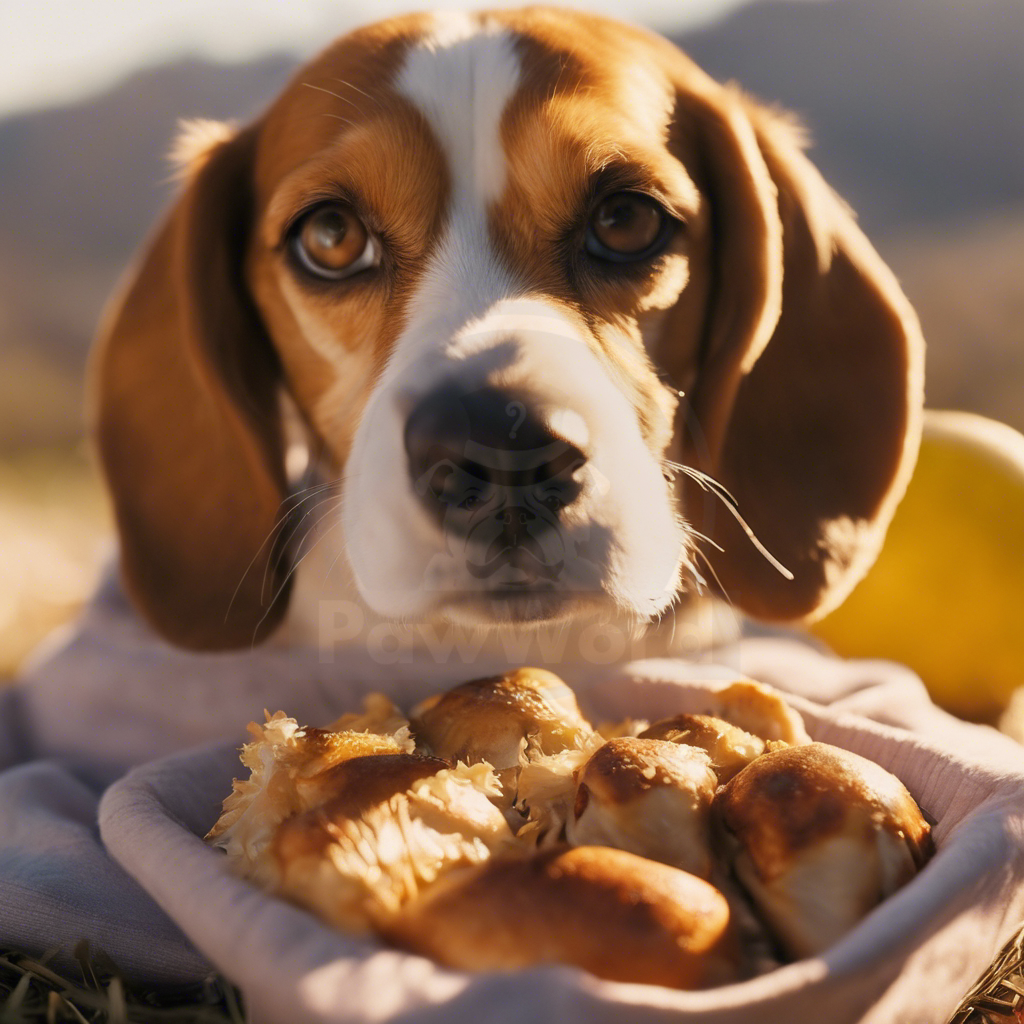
4;572;1024;1020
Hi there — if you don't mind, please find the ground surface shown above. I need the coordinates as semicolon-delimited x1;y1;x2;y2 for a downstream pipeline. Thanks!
0;946;242;1023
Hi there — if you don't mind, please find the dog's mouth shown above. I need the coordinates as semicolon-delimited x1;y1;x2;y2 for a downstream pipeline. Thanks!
438;586;606;626
431;523;608;625
464;525;566;583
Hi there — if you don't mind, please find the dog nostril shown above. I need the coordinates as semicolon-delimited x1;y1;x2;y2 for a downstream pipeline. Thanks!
404;382;588;530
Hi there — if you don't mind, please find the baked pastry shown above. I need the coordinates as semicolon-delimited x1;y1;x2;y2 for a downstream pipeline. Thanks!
206;711;411;883
693;679;812;745
208;669;933;985
640;713;767;783
411;668;596;767
715;742;934;958
271;754;514;931
411;668;600;808
384;845;739;989
566;737;718;878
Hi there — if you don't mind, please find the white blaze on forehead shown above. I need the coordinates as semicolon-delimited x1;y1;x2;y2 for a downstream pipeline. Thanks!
385;13;524;380
396;12;521;206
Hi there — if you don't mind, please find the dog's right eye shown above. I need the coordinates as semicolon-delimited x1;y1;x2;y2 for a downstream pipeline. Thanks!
585;192;671;264
291;204;377;280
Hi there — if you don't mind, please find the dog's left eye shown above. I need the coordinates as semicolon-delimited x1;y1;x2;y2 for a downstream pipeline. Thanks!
585;192;671;263
291;203;377;280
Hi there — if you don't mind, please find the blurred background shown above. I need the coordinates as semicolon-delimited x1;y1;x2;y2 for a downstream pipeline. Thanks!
0;0;1021;679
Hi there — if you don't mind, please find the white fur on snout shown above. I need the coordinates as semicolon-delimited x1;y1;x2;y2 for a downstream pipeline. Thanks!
342;297;684;621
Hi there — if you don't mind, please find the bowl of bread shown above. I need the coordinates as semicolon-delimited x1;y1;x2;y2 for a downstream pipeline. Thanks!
205;668;934;990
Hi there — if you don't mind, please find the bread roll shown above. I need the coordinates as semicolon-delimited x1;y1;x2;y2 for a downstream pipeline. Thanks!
695;679;811;745
272;755;514;931
565;737;718;878
208;678;933;982
640;713;766;783
715;742;934;958
384;846;739;989
411;668;599;808
412;668;594;767
206;712;408;881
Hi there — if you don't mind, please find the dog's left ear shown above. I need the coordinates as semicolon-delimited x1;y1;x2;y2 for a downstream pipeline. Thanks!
90;122;293;649
661;80;924;622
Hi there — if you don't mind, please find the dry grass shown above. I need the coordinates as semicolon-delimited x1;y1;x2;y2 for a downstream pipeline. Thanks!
947;920;1024;1023
0;446;111;680
0;944;243;1024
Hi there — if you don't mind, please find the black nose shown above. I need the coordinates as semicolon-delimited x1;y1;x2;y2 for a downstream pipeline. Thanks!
404;383;586;535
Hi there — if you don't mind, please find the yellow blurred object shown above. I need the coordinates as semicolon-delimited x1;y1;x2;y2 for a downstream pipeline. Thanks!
811;410;1024;722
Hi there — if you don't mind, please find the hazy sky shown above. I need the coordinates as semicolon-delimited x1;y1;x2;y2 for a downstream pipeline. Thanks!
1;0;765;118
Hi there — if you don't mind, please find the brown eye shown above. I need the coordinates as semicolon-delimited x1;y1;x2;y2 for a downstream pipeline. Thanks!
292;203;375;280
586;192;670;263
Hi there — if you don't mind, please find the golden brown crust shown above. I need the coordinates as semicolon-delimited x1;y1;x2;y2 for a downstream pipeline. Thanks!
717;742;932;875
384;845;739;989
211;686;933;976
578;737;700;802
412;668;593;768
275;753;451;860
271;756;514;931
694;680;812;745
640;713;766;782
567;737;718;877
715;742;934;958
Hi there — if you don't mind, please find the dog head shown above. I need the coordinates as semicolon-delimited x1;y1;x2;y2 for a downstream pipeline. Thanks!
92;8;923;649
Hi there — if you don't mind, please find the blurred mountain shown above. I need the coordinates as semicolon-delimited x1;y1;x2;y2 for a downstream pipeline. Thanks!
0;0;1021;449
0;55;296;447
677;0;1023;232
0;56;296;265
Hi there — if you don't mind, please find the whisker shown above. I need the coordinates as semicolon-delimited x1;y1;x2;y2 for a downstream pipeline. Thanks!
328;77;376;103
322;543;348;592
285;478;343;503
664;460;739;509
666;460;795;582
225;478;340;625
693;545;734;612
684;527;725;554
251;512;344;649
266;493;343;590
259;486;341;600
302;81;360;107
321;113;358;129
676;548;707;597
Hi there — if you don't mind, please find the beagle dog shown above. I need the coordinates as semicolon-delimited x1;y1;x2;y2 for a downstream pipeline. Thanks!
92;7;924;655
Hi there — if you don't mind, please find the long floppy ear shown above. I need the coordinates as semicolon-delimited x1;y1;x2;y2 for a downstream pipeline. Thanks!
90;123;293;649
664;79;924;622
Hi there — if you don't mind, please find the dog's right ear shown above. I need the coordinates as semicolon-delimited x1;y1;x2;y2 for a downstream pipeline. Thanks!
91;122;293;650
